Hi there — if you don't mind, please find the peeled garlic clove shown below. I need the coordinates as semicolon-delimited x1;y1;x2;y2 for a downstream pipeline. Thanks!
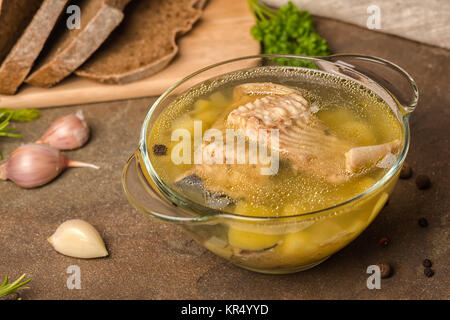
48;219;108;259
37;110;90;150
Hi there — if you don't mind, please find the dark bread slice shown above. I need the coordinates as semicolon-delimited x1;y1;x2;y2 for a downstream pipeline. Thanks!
0;0;69;95
0;0;43;64
75;0;205;84
25;0;131;88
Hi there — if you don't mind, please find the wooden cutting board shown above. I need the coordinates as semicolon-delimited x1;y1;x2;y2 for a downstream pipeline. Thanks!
0;0;260;109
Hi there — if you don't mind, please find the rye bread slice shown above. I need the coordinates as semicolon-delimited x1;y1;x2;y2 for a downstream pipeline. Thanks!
0;0;69;95
25;0;131;88
0;0;43;65
75;0;206;84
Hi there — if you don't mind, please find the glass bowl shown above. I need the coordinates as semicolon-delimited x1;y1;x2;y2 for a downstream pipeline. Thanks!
123;54;418;274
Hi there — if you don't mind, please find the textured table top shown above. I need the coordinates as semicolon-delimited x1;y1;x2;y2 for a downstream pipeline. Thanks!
0;17;449;299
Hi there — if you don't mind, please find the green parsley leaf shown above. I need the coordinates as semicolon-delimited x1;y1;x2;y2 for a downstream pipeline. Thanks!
249;1;330;68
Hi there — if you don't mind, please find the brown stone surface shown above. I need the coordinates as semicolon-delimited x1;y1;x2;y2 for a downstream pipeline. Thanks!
0;17;449;299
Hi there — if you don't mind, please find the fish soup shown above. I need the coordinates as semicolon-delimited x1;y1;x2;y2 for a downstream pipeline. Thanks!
148;66;403;217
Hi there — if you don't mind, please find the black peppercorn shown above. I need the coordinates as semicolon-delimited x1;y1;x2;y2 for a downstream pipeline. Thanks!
400;162;413;179
422;259;432;268
153;144;168;156
418;218;428;228
415;174;431;190
424;267;434;278
377;263;392;278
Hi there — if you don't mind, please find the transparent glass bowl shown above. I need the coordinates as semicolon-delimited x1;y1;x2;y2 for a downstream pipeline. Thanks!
123;54;418;274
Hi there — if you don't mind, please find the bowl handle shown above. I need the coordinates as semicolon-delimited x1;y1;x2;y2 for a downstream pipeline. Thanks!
122;150;208;224
319;54;419;114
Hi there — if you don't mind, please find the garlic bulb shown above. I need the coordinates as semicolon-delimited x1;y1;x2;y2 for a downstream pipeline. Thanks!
37;111;90;150
48;219;108;259
0;143;99;188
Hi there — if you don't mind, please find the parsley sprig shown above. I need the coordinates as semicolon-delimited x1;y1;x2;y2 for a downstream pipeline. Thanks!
249;0;330;68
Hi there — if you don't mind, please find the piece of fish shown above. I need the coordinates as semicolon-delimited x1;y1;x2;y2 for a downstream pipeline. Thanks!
227;83;353;183
175;174;235;209
345;140;401;173
233;82;301;100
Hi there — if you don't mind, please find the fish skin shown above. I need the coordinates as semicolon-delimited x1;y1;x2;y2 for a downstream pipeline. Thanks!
233;82;302;99
227;83;352;183
175;174;235;209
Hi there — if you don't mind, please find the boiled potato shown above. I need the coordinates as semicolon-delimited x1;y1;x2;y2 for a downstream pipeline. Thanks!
317;109;377;146
228;228;280;251
194;109;219;128
277;231;319;261
209;92;229;107
171;114;196;137
362;103;402;142
228;202;280;251
190;98;223;129
336;120;377;145
302;218;345;247
192;99;214;114
333;208;369;236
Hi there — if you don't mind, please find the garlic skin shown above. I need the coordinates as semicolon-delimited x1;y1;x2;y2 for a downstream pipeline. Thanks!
48;219;108;259
0;143;99;188
1;143;65;188
37;111;90;150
